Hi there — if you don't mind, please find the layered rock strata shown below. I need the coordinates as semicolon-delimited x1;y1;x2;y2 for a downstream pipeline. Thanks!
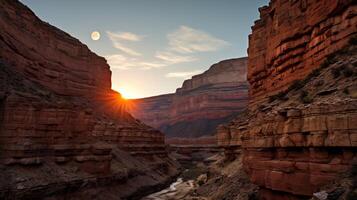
248;0;357;107
130;58;248;138
167;136;221;166
218;0;357;199
0;0;178;199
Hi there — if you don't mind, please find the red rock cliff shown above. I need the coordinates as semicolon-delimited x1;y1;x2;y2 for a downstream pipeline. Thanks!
0;0;178;199
218;0;357;199
0;0;111;98
130;58;248;138
248;0;357;107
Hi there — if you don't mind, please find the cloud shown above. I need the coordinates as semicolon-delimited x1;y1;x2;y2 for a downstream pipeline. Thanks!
111;32;144;41
105;26;227;70
155;51;197;64
105;54;168;70
166;70;203;79
105;54;138;70
167;26;229;53
106;31;144;41
112;42;141;56
139;62;168;70
106;31;142;56
106;52;196;70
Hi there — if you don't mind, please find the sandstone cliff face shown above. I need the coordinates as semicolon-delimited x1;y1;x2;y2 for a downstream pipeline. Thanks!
0;0;111;98
130;58;248;139
177;58;247;93
248;0;357;107
131;94;174;130
0;0;178;199
217;0;357;199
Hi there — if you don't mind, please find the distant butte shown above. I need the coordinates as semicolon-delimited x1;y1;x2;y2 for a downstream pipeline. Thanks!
129;57;248;140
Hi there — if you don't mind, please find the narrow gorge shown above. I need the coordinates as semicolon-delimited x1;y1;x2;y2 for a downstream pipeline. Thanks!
1;0;356;200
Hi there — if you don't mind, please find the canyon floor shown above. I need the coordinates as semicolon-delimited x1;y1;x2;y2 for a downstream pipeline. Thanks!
138;149;259;200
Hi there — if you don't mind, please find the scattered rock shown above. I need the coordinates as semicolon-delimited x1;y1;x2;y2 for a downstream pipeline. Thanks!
196;174;208;186
313;191;328;200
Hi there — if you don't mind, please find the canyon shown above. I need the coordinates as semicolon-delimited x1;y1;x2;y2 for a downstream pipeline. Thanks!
130;58;248;139
218;0;357;199
0;0;178;199
0;0;356;199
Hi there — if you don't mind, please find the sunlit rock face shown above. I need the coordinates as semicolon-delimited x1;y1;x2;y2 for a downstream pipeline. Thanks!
130;58;248;139
0;0;178;199
248;0;357;108
218;0;357;199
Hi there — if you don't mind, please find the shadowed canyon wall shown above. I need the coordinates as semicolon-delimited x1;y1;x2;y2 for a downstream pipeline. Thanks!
218;0;357;199
130;58;248;139
0;0;178;199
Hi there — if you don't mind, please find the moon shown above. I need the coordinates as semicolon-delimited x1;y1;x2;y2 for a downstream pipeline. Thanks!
91;31;101;41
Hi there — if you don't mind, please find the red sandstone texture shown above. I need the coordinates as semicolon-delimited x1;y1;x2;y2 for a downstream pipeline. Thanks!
0;0;178;199
248;0;357;107
130;58;248;139
217;0;357;199
0;1;111;98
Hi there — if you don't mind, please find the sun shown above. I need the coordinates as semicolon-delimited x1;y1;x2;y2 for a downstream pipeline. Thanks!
91;31;101;41
115;86;139;100
121;94;128;100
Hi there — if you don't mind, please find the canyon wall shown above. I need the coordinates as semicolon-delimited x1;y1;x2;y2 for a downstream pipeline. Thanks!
0;0;111;98
248;0;357;107
218;0;357;199
130;58;248;139
0;0;178;199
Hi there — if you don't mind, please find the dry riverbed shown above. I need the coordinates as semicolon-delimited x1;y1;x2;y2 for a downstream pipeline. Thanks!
141;153;260;200
141;178;206;200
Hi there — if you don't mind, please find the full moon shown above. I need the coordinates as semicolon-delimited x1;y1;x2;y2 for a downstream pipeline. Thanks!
91;31;101;41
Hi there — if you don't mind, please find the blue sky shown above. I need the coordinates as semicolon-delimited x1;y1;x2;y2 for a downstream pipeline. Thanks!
20;0;268;99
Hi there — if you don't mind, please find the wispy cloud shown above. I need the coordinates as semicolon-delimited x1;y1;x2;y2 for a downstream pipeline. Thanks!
167;26;229;53
111;32;144;41
112;42;141;56
166;70;203;79
105;26;227;70
155;51;197;64
105;54;138;70
106;31;142;56
105;54;167;70
106;52;195;70
139;62;167;69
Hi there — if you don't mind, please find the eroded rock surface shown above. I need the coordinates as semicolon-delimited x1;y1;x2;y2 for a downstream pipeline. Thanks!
130;58;248;138
218;0;357;199
248;0;357;107
0;0;178;199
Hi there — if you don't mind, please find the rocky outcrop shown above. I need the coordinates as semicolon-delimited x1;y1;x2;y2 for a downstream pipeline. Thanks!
0;0;178;199
248;0;357;108
130;58;248;138
218;0;357;199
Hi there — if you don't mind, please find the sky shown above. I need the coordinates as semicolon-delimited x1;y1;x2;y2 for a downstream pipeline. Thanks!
20;0;268;99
